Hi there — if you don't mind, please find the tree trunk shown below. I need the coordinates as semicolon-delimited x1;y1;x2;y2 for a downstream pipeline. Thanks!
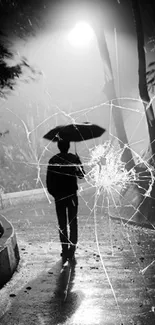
93;24;135;171
131;0;155;158
131;0;155;222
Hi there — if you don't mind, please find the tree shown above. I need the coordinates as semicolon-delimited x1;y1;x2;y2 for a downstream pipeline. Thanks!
92;12;135;171
131;0;155;156
0;31;41;97
131;0;155;221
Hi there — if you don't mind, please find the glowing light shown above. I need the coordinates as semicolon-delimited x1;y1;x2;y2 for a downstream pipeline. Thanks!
86;141;138;196
68;21;95;48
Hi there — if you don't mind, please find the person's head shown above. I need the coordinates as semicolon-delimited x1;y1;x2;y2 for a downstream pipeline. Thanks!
57;140;70;153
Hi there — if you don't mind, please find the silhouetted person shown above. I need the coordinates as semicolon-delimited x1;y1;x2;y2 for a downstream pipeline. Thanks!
46;140;85;262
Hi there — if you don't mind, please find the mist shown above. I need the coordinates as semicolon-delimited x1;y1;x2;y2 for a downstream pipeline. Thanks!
0;0;153;192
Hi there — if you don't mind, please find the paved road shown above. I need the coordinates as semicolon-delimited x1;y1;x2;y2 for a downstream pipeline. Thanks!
0;196;155;325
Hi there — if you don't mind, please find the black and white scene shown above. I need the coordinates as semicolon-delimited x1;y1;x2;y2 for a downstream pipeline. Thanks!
0;0;155;324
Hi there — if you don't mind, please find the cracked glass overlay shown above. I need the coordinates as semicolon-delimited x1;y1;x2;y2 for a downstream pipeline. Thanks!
0;8;155;321
1;90;155;323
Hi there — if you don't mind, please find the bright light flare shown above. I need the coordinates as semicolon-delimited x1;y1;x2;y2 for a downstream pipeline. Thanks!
68;21;95;48
86;141;138;196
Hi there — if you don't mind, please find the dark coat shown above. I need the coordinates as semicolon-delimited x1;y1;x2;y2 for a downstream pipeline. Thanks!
46;152;85;199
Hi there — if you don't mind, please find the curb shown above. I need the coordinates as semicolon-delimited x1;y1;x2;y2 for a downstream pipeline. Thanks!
110;215;155;230
0;214;20;288
0;184;87;208
1;188;47;209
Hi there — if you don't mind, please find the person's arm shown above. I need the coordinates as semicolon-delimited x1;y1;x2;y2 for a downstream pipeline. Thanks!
46;157;58;197
75;154;85;179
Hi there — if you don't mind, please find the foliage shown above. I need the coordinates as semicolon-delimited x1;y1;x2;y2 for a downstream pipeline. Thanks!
0;144;42;193
146;61;155;93
0;31;41;97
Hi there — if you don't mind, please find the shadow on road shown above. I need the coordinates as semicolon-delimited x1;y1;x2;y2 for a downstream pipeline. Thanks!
0;258;84;325
54;258;77;299
50;258;84;324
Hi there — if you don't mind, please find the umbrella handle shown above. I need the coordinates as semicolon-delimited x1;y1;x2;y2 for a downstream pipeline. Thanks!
74;142;81;163
74;142;77;155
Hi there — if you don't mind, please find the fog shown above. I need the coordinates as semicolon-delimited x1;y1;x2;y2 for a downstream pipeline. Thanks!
0;0;153;193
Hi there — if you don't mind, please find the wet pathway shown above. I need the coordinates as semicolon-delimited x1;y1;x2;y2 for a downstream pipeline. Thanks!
0;200;155;324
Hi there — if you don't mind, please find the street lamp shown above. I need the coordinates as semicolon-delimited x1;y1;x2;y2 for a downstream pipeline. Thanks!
67;21;95;48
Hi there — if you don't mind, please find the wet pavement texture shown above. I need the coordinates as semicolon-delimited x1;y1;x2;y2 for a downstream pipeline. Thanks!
0;197;155;325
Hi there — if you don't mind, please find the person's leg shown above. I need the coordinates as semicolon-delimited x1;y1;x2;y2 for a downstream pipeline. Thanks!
55;198;69;256
67;194;78;258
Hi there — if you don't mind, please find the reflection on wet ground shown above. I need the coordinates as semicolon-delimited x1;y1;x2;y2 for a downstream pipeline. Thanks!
0;200;155;324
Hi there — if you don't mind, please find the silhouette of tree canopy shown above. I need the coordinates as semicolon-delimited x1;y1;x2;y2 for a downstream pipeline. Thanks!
0;31;41;97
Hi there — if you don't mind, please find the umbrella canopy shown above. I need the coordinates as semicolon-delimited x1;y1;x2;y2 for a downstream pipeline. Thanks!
43;122;106;142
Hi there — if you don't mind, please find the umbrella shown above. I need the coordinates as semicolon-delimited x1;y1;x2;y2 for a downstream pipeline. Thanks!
43;122;106;142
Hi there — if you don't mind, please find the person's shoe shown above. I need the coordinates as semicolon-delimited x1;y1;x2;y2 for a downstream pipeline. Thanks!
68;245;76;260
60;251;68;263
